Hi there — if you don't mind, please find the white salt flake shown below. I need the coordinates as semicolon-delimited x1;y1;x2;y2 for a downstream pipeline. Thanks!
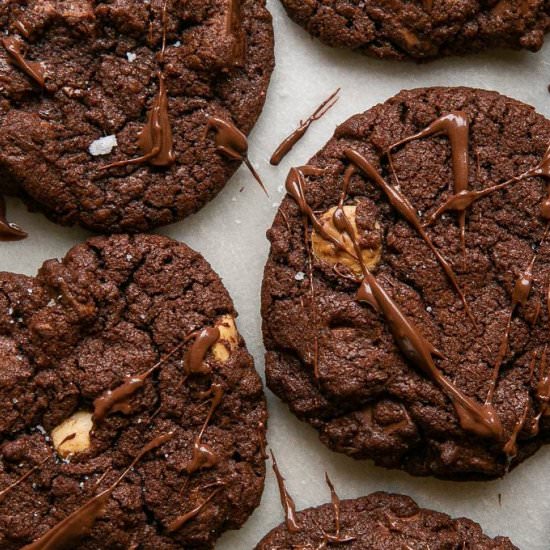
89;135;118;156
174;41;181;47
126;52;137;63
126;254;133;261
295;271;305;281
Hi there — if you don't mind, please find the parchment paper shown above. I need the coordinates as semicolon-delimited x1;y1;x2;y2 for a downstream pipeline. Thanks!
2;2;549;548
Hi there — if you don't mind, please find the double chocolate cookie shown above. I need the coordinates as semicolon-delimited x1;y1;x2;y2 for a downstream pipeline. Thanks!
255;491;517;549
0;234;267;549
279;0;550;61
0;0;274;233
262;86;550;479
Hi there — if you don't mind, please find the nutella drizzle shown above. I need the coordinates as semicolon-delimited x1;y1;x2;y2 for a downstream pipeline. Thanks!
388;112;470;253
93;334;196;422
345;148;477;326
323;474;355;544
205;116;268;195
0;196;27;241
270;88;340;166
184;327;221;375
225;0;246;67
167;483;224;532
101;73;175;170
1;36;45;88
21;432;173;550
270;451;300;533
186;384;224;474
0;456;50;504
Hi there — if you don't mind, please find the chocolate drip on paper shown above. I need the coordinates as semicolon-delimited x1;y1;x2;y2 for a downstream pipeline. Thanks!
270;451;300;533
21;432;173;550
167;483;224;532
205;117;268;195
345;148;477;327
285;162;503;440
1;36;45;88
323;474;355;544
0;196;27;241
0;457;50;504
270;89;340;166
388;112;470;253
186;384;224;474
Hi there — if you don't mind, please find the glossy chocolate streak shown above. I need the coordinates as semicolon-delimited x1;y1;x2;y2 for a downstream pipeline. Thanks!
1;36;45;87
423;0;433;11
21;433;173;550
0;457;49;504
226;0;246;66
0;196;27;241
270;89;340;166
93;335;196;422
388;112;470;251
323;474;355;544
184;327;220;375
270;451;300;533
102;73;175;170
167;484;224;532
344;148;477;326
186;384;224;474
205;116;268;195
286;163;503;440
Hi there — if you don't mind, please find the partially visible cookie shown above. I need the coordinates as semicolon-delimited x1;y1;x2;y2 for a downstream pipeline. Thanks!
0;234;266;549
262;87;550;479
255;491;517;549
0;0;274;233
279;0;550;60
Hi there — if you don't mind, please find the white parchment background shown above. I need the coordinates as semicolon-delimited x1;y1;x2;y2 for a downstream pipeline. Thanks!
2;2;550;548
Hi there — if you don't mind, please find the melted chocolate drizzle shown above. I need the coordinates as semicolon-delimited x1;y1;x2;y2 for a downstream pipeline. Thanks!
270;451;300;533
1;36;45;88
167;483;224;532
270;89;340;166
186;384;224;474
184;327;220;375
205;116;268;195
345;148;477;326
323;474;355;544
21;432;173;550
0;456;50;504
0;196;27;241
225;0;246;67
101;73;175;170
388;112;470;253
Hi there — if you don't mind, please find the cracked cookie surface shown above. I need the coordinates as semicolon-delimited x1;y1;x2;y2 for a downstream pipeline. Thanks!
254;491;517;549
279;0;550;61
0;0;274;232
0;233;266;549
262;87;550;479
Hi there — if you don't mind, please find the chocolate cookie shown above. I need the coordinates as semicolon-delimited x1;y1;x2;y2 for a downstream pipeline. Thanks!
262;86;550;479
279;0;550;61
0;234;267;549
0;1;273;233
255;490;517;549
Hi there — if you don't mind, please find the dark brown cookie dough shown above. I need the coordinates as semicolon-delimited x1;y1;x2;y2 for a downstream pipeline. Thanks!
0;1;274;233
255;491;517;549
262;86;550;479
0;233;267;549
279;0;550;61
